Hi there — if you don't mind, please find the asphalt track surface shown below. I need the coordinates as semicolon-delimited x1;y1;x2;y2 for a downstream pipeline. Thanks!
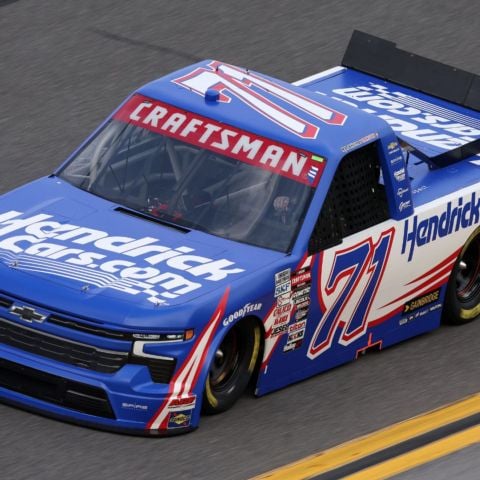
0;1;479;479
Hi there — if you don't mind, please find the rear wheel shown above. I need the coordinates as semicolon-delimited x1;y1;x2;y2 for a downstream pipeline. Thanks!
443;231;480;324
203;318;261;414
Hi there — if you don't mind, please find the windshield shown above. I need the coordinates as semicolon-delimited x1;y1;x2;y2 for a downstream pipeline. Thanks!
59;95;324;252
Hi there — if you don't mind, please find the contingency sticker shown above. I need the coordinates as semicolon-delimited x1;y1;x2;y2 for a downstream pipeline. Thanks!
274;268;292;298
167;411;192;429
283;267;312;352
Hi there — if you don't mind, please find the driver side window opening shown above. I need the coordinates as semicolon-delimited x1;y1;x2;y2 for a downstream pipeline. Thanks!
309;142;389;253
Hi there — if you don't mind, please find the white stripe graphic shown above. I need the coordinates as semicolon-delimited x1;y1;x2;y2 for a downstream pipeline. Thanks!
293;66;346;86
0;250;160;297
395;95;480;130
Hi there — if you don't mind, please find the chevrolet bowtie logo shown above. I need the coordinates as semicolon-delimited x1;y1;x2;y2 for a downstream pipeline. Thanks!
10;305;47;323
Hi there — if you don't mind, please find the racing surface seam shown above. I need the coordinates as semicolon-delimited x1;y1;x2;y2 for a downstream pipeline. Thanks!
88;28;203;62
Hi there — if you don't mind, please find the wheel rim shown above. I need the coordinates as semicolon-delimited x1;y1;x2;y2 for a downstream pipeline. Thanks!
456;237;480;303
209;328;241;391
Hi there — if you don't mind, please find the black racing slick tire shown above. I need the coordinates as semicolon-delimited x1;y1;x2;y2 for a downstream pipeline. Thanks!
202;318;261;414
443;229;480;325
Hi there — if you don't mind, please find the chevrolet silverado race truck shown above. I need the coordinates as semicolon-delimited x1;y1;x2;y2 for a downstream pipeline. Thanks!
0;31;479;435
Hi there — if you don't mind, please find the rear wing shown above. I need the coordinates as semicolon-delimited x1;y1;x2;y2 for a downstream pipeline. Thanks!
341;31;480;168
318;31;480;168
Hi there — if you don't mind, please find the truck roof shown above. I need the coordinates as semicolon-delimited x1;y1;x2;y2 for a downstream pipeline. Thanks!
136;60;392;164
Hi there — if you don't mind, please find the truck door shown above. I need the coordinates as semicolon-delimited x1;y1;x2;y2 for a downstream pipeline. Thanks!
306;141;394;363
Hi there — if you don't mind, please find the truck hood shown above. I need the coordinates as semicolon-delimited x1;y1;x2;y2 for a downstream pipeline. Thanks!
0;177;282;328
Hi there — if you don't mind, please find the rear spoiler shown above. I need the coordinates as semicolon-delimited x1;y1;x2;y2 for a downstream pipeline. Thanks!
342;31;480;167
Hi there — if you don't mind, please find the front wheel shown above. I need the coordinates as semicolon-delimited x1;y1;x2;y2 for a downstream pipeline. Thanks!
202;318;261;414
443;230;480;324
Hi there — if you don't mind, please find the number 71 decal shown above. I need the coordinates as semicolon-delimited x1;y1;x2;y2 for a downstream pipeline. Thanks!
173;61;347;139
308;228;395;359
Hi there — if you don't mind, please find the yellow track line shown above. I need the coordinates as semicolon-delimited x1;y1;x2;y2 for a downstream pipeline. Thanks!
344;424;480;480
252;393;480;480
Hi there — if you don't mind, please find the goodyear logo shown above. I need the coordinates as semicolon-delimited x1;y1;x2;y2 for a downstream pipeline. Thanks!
403;289;440;314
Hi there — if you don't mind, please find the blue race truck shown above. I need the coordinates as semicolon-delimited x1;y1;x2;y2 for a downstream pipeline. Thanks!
0;31;479;434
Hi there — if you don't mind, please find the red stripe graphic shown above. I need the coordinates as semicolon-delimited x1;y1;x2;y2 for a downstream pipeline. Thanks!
146;288;230;431
406;248;461;285
382;249;459;309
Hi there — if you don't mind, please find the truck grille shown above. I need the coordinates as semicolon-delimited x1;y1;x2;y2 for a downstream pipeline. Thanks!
48;315;131;340
0;294;177;384
0;357;115;418
0;318;128;374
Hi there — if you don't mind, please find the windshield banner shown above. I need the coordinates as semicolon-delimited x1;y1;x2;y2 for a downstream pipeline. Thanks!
114;94;326;187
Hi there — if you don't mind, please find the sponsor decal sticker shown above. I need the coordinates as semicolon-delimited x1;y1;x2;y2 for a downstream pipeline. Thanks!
287;330;305;342
271;304;292;335
412;185;428;195
291;269;312;287
168;395;196;412
283;341;302;352
0;211;243;305
292;286;311;300
403;289;440;314
276;293;291;307
293;294;310;306
394;168;406;182
274;282;291;297
331;83;480;154
272;324;289;337
402;192;480;261
295;309;308;320
283;322;305;352
121;402;149;411
295;299;311;310
262;256;314;364
167;411;192;429
115;94;327;187
274;268;292;298
340;132;379;153
400;302;442;325
307;165;319;184
275;269;291;284
223;302;262;327
390;154;404;165
288;320;306;333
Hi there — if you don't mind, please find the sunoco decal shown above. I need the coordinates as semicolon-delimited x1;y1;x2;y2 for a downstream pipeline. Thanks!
0;211;244;304
115;94;327;187
167;411;192;429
